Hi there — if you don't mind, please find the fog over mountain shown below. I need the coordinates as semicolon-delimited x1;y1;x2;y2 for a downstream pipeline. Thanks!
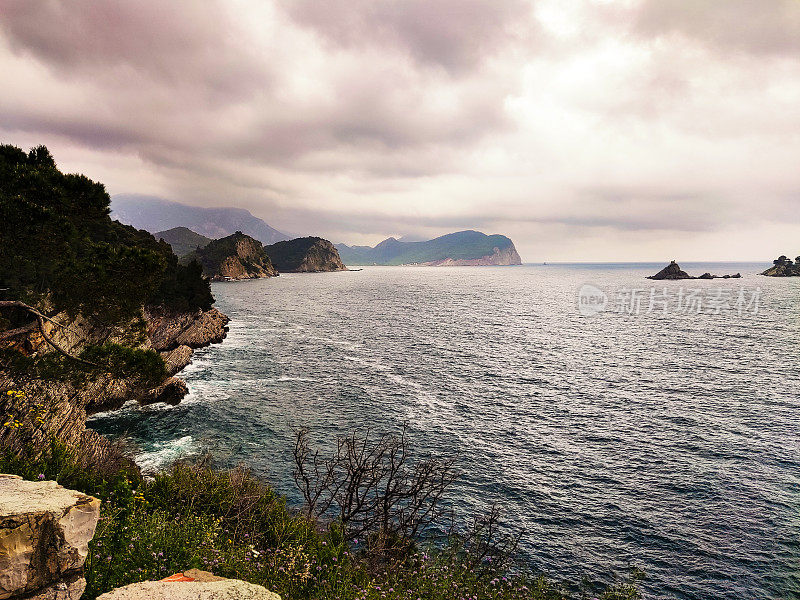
111;195;290;245
1;1;799;260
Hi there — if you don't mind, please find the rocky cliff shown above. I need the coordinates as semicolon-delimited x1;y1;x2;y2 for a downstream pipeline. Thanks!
265;237;347;272
0;306;228;470
183;232;277;281
417;245;522;266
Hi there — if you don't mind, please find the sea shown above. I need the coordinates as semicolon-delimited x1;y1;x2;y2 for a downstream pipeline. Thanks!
87;262;800;599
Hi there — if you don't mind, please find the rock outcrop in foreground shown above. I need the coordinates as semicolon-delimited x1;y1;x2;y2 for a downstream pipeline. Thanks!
183;232;277;281
761;255;800;276
0;474;100;600
265;237;347;272
648;261;741;280
98;570;280;600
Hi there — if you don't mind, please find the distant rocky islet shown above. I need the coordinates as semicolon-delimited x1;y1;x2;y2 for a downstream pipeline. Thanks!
647;255;800;280
761;255;800;277
648;260;741;280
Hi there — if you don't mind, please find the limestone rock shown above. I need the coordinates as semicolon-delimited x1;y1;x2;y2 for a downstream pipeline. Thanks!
182;232;278;281
147;308;230;352
97;573;281;600
161;346;195;375
142;377;189;406
0;474;99;600
0;304;230;471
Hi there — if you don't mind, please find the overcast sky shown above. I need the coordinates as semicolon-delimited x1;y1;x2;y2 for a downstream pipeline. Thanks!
1;0;799;261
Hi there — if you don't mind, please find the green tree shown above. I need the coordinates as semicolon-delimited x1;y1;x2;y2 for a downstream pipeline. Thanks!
0;143;212;325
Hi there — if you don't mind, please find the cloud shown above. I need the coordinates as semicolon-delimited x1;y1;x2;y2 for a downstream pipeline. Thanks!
0;0;267;93
0;0;799;261
633;0;800;58
280;0;535;74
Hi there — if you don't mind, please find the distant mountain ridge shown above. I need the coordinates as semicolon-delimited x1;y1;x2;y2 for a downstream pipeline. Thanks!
111;195;290;245
336;230;522;266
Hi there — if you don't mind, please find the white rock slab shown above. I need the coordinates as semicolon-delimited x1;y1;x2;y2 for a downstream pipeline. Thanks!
97;578;282;600
0;474;100;600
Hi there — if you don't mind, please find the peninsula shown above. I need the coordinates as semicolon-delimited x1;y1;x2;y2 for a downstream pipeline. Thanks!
336;230;522;266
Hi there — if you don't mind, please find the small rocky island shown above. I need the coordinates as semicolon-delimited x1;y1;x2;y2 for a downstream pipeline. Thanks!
182;231;277;281
648;261;741;280
761;255;800;276
265;237;347;272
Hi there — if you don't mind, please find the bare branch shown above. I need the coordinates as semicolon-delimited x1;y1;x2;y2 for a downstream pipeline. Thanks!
292;426;460;563
0;300;97;366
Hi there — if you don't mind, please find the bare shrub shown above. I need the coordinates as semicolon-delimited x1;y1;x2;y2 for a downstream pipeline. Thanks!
293;425;459;557
445;503;524;576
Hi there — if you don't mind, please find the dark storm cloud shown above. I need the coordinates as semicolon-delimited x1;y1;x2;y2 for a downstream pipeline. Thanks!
280;0;535;74
0;0;268;93
0;0;518;171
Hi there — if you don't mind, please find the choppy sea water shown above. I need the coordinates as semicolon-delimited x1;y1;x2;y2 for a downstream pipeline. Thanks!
88;263;800;599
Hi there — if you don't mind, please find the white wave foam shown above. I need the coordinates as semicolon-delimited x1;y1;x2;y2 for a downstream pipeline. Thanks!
135;435;195;472
86;399;139;420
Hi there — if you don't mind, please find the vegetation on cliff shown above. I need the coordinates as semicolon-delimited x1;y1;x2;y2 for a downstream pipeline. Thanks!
182;231;277;280
155;226;213;258
0;144;225;471
265;237;347;272
0;144;213;325
761;255;800;276
336;231;522;266
0;144;214;386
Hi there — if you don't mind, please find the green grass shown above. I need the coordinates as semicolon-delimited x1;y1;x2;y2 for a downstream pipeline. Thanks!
0;440;642;600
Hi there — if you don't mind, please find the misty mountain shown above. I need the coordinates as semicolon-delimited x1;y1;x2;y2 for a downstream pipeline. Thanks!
336;230;522;266
111;195;290;245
